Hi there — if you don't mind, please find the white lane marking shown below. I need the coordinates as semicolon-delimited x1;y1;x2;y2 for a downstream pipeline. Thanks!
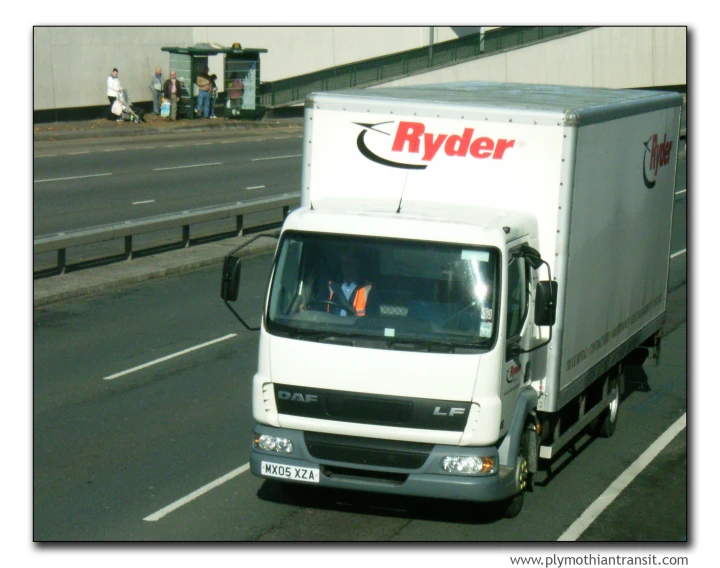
132;200;155;205
165;144;181;148
34;155;57;158
246;185;266;190
144;463;251;522
69;151;90;155
670;249;687;259
558;413;686;541
194;142;213;146
153;162;223;171
251;154;302;162
34;173;113;184
102;333;237;381
675;188;686;195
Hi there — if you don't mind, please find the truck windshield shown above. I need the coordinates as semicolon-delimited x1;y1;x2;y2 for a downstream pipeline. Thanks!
266;232;500;351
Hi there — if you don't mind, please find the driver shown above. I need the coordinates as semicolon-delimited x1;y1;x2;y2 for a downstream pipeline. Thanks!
325;252;374;316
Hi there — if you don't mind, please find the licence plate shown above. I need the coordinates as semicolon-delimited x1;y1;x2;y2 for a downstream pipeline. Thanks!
261;461;320;483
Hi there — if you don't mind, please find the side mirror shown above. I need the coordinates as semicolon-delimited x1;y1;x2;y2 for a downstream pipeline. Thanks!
221;256;242;302
535;281;558;326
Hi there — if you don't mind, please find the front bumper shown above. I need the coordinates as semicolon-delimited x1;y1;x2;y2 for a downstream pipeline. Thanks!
250;424;517;503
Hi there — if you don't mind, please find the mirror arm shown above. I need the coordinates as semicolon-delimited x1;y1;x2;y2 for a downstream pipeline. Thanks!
224;300;261;331
223;231;280;262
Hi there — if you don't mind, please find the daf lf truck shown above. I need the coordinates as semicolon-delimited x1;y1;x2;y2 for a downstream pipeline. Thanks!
221;82;682;517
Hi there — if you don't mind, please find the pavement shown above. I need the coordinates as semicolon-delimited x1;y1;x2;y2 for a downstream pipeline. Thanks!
33;111;304;142
33;113;304;307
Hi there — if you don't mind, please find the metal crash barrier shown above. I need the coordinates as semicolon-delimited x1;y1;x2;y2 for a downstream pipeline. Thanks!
34;192;300;277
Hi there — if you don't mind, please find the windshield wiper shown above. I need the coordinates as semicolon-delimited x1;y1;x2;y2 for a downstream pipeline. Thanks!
287;329;355;343
386;338;487;353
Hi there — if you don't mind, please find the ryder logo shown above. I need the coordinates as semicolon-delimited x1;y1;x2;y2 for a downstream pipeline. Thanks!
354;121;516;170
642;133;673;189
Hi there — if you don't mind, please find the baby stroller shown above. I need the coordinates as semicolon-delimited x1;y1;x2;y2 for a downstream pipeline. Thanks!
117;89;144;123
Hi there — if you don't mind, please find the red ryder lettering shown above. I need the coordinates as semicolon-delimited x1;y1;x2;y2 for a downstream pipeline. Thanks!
391;121;516;161
648;133;673;175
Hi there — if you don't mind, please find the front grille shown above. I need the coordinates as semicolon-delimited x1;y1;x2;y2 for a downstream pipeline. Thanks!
324;394;413;424
305;431;432;469
274;383;471;431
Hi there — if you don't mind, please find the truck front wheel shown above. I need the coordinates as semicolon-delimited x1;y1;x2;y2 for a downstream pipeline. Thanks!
501;430;531;519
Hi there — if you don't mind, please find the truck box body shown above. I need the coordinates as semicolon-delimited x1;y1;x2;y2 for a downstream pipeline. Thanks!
300;82;681;412
238;82;681;505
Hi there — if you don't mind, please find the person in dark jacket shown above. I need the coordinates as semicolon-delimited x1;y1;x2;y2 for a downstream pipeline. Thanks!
163;71;182;121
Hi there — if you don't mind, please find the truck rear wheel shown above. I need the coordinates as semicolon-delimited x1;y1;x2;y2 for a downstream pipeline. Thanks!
595;379;620;438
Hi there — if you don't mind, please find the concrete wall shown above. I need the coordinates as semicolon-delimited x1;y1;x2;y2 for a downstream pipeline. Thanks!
33;27;686;112
192;27;447;82
33;27;193;110
379;27;686;90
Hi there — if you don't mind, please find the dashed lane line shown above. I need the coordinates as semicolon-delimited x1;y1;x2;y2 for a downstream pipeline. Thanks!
251;154;302;162
34;173;113;184
102;333;237;381
670;249;686;259
144;463;251;522
152;162;223;171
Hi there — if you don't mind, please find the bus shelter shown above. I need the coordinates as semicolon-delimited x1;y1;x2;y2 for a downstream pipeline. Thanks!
161;43;268;119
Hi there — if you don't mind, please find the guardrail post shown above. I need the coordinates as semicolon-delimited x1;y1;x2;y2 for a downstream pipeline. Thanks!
124;236;133;261
57;248;66;275
182;225;190;248
236;214;244;236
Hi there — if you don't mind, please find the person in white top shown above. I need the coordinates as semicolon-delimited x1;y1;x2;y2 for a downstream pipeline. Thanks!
106;68;122;121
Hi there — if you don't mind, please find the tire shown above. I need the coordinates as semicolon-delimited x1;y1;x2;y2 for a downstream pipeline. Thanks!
502;430;532;519
595;379;620;438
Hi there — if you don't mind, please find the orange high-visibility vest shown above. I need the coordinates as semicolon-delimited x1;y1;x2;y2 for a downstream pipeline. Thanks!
328;282;372;316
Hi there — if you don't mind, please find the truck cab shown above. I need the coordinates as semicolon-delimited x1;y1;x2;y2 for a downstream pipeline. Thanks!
241;201;552;513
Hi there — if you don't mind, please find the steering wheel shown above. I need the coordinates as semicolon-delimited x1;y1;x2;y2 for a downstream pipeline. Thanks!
444;302;478;326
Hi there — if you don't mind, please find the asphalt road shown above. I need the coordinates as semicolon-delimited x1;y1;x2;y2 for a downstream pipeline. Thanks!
33;246;687;543
33;128;304;272
33;128;304;235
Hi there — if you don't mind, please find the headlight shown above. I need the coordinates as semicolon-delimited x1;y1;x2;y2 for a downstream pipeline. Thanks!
255;434;294;454
442;456;495;475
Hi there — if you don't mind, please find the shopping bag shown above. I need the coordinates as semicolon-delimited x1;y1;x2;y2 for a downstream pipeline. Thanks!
160;100;170;118
111;99;123;116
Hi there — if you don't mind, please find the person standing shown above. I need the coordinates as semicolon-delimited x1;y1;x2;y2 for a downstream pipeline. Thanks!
195;67;211;119
106;68;122;121
163;71;182;121
149;66;164;115
208;74;218;119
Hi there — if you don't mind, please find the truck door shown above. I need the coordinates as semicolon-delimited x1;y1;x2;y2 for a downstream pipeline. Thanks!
502;248;533;423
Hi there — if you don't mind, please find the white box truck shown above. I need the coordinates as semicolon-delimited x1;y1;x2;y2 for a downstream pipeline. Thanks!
221;82;682;517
